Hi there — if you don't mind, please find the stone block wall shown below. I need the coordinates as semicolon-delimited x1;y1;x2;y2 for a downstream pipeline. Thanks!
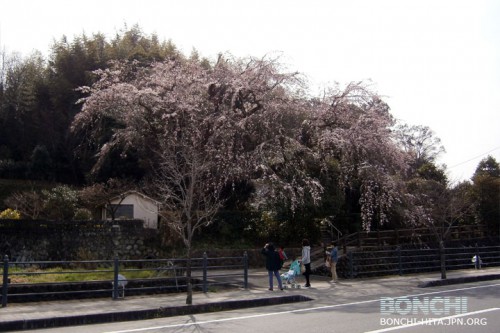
0;220;162;261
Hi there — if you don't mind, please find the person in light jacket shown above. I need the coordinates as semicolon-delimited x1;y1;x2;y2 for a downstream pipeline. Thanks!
301;238;311;287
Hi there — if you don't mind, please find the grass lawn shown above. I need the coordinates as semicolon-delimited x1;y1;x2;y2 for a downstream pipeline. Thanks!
5;266;161;284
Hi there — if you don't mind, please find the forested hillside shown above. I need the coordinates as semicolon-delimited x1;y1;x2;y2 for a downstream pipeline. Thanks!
1;25;498;246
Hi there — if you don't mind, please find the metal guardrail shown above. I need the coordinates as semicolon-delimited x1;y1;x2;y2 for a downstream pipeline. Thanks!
337;225;491;251
1;252;249;307
346;245;500;278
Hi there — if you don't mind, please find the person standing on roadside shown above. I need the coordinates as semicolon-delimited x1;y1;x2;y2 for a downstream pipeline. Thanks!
330;241;338;283
261;242;283;291
301;238;311;287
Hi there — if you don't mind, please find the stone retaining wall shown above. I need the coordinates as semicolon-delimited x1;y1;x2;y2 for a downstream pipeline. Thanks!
0;220;161;261
0;220;283;267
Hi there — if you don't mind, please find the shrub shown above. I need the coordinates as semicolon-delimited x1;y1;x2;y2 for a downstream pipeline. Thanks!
73;208;93;220
0;208;21;219
43;185;78;220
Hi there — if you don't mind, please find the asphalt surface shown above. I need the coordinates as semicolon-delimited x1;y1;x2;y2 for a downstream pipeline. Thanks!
1;267;499;332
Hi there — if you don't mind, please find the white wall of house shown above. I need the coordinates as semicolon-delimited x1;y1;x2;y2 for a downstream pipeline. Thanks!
102;192;160;229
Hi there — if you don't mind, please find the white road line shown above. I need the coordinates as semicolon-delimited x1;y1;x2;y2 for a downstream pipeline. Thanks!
104;282;500;333
103;298;378;333
364;307;500;333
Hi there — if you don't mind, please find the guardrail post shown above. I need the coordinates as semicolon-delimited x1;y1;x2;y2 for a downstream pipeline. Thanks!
348;251;354;278
202;252;208;293
112;256;119;300
475;243;480;269
243;251;248;289
2;255;8;307
397;246;402;276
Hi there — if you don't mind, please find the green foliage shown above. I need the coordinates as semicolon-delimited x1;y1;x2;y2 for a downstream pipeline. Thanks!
0;160;29;180
42;185;79;220
73;208;93;220
252;209;321;246
256;211;283;241
28;145;53;180
5;185;79;220
8;266;154;284
416;162;447;184
0;179;53;211
472;156;500;234
1;25;183;185
473;155;500;178
0;208;21;219
194;210;262;248
2;24;497;244
108;24;180;63
0;52;51;164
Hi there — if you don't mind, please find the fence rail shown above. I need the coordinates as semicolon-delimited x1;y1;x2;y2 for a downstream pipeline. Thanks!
338;224;491;251
1;252;248;307
346;245;500;278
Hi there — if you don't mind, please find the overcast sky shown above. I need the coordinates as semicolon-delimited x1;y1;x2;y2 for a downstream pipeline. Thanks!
1;0;499;182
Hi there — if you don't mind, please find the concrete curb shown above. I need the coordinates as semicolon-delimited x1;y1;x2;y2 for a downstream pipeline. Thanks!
0;295;312;332
418;274;500;288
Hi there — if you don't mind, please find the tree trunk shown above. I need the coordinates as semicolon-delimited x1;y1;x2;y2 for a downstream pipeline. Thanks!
439;240;447;280
185;246;193;305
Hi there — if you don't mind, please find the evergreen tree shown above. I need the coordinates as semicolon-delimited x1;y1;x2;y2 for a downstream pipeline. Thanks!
472;156;500;235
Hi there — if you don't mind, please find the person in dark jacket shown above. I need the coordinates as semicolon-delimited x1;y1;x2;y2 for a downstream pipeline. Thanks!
261;242;283;291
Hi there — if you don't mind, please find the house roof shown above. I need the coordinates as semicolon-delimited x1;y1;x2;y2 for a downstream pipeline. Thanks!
109;191;162;206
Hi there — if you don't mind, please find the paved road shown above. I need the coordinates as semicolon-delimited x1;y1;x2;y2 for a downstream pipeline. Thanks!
19;278;500;333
